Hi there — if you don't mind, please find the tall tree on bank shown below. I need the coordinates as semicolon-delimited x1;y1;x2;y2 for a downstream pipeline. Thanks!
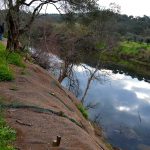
1;0;97;52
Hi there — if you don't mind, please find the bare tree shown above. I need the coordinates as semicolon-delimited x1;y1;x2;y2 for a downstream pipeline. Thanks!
65;66;80;97
50;25;84;83
81;63;100;104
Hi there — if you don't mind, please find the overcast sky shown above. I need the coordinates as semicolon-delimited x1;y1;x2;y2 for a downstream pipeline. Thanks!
44;0;150;17
99;0;150;17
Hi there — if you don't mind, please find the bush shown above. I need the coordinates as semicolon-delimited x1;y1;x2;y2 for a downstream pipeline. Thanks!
0;65;13;81
77;104;88;119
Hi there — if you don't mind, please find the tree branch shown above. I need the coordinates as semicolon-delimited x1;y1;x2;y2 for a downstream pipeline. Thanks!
19;2;48;34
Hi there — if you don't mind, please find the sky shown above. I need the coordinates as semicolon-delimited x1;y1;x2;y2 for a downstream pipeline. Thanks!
44;0;150;17
99;0;150;17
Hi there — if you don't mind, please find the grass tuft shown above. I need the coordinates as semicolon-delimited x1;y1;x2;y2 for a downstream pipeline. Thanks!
0;42;25;81
0;65;13;81
77;104;88;119
8;52;25;68
0;110;16;150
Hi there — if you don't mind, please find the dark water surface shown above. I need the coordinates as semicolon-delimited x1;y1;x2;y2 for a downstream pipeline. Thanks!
63;64;150;150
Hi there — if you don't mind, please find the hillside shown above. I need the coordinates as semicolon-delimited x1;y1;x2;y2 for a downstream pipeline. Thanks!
0;41;112;150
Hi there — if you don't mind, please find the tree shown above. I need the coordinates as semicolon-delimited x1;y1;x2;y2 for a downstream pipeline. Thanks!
50;24;87;83
1;0;97;52
81;63;100;104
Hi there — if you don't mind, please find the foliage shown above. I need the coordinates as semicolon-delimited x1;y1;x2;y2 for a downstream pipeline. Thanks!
0;110;16;150
77;104;88;119
3;0;97;51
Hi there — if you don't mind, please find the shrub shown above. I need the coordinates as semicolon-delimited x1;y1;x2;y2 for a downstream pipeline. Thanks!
0;65;13;81
77;104;88;119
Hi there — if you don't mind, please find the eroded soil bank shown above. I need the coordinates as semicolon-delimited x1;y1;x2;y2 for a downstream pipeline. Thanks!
0;61;113;150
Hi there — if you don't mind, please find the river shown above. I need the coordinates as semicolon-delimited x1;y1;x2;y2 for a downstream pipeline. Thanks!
62;64;150;150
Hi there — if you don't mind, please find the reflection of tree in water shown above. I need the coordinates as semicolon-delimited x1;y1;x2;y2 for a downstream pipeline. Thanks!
85;60;150;83
102;63;150;83
117;125;139;140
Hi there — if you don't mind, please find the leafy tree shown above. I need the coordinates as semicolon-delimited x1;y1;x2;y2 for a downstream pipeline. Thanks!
1;0;97;52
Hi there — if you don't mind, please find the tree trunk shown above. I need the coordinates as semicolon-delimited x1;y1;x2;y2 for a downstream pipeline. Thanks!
81;76;93;104
58;68;67;83
81;67;98;104
6;6;20;52
58;62;69;83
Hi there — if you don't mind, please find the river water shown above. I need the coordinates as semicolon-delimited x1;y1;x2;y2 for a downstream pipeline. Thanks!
63;64;150;150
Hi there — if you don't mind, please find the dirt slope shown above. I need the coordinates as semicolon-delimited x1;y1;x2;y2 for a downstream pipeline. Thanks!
0;61;110;150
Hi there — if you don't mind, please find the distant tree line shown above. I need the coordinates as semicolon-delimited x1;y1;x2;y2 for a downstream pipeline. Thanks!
1;7;150;46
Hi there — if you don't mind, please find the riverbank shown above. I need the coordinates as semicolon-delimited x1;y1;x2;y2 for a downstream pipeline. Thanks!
0;42;113;150
84;54;150;83
99;51;150;82
82;41;150;82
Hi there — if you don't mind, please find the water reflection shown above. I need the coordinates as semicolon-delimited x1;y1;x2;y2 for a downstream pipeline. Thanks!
72;64;150;150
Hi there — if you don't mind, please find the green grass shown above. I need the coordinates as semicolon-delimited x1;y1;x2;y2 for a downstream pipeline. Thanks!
0;44;7;63
0;42;25;81
0;65;13;81
0;43;14;81
0;110;16;150
77;104;88;119
7;53;25;68
119;41;150;54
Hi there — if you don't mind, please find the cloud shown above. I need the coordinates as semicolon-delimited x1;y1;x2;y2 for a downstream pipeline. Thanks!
98;0;150;16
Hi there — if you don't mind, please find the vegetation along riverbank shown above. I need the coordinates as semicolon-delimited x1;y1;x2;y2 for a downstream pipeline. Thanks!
0;0;150;149
0;41;116;149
